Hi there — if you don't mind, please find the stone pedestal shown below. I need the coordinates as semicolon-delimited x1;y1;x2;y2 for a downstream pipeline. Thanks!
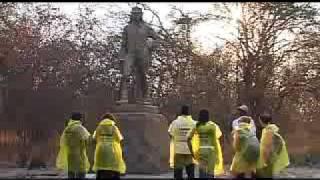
112;103;170;174
28;143;47;169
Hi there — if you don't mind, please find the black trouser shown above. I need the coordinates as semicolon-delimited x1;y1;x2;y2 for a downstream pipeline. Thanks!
96;170;120;180
174;163;195;179
68;171;86;179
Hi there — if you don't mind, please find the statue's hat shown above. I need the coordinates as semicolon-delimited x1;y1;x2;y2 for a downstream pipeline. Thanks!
131;6;142;13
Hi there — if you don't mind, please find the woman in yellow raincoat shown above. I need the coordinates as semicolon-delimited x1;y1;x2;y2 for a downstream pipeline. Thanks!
230;116;260;178
256;113;290;178
92;113;126;179
187;109;224;178
56;112;91;179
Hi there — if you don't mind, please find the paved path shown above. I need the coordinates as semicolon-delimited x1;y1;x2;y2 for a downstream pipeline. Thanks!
0;167;320;178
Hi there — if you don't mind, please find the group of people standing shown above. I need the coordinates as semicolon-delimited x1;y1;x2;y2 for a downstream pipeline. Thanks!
169;105;290;179
56;104;290;179
56;112;125;179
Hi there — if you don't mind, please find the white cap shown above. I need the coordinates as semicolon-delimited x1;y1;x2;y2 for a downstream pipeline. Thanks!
237;105;249;113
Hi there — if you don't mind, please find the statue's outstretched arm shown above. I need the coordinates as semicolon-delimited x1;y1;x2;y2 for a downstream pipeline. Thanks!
146;26;164;49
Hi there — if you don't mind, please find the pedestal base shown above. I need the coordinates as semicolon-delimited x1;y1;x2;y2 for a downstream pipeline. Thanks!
113;103;160;114
112;104;169;174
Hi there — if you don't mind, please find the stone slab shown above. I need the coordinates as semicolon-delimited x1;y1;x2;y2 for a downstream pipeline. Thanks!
112;103;160;114
112;111;169;174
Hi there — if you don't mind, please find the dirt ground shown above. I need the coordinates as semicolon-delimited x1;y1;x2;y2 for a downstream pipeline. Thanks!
0;166;320;178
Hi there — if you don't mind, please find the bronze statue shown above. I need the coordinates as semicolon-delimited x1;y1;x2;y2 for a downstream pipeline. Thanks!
118;6;158;104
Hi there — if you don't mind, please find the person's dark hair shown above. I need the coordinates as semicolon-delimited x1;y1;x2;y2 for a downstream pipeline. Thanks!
71;112;82;120
259;113;272;124
101;113;116;121
238;109;247;116
197;109;209;127
181;105;190;116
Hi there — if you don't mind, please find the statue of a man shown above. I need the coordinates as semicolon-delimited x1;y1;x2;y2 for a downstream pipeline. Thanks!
118;7;158;104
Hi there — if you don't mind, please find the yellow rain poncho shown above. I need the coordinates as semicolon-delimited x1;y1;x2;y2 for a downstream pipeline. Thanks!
169;117;224;176
192;121;224;176
92;119;126;174
257;124;290;177
169;115;196;168
230;122;259;174
56;119;91;173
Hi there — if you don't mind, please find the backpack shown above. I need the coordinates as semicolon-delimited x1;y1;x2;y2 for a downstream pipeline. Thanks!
239;130;260;163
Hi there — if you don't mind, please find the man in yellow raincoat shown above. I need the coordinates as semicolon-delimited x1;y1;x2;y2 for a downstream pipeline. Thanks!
56;112;91;179
230;116;260;178
231;105;256;136
168;105;196;179
256;113;290;178
92;113;126;179
187;109;224;178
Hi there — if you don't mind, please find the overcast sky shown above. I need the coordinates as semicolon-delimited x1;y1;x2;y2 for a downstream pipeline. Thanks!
49;2;240;54
40;2;320;54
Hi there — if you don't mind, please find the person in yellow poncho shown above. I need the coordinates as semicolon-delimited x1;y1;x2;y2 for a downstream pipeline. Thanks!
230;116;260;179
256;113;290;178
187;109;225;178
56;112;91;179
168;105;196;179
92;113;126;179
